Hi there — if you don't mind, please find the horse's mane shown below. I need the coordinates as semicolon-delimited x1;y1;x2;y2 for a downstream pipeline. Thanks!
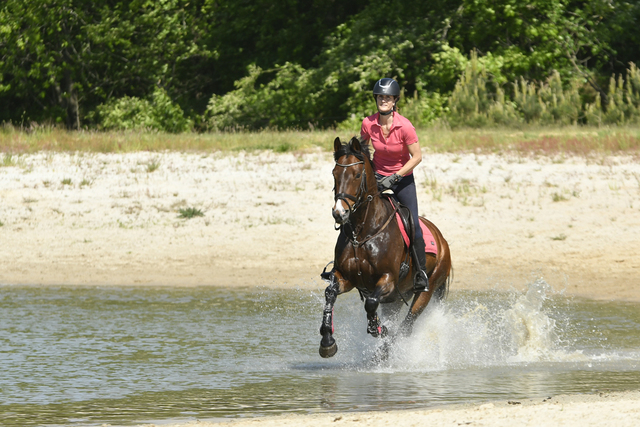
333;137;372;164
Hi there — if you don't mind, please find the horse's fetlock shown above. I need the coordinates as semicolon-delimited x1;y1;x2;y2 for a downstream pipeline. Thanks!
367;315;385;337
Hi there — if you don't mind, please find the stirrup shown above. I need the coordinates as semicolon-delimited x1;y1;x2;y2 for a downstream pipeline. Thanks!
413;270;429;293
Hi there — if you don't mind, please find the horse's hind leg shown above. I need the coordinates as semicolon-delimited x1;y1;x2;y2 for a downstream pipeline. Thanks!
399;253;438;335
400;292;433;336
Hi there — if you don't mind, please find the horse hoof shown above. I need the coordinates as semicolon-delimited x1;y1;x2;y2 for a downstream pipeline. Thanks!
319;342;338;358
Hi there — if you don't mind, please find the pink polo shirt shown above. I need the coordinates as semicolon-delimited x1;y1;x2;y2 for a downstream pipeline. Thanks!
360;112;419;176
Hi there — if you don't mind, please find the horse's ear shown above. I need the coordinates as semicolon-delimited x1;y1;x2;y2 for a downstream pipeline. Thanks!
334;137;342;153
351;136;361;152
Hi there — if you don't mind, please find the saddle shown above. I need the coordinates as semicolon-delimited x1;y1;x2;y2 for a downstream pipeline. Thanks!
384;194;438;255
384;194;414;247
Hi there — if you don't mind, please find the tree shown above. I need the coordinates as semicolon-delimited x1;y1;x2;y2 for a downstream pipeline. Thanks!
0;0;211;128
0;0;95;128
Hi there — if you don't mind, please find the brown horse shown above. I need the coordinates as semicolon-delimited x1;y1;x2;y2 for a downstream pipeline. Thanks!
319;136;452;358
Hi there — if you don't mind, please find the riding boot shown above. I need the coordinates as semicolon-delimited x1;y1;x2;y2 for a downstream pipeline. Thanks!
413;237;429;293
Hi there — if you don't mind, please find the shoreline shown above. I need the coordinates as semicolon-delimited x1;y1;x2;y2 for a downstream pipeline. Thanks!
141;390;640;427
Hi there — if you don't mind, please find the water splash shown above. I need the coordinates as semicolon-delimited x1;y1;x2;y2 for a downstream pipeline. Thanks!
363;279;591;371
503;279;565;362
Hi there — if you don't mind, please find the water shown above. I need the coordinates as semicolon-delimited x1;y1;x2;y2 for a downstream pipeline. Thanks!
1;280;639;426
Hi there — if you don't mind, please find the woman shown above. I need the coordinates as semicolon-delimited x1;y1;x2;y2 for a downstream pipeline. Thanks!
359;77;429;292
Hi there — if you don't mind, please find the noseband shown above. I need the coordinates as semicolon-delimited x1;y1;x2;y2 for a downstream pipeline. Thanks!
334;158;372;225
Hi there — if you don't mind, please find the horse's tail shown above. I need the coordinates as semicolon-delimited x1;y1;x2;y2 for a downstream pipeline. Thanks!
433;263;453;301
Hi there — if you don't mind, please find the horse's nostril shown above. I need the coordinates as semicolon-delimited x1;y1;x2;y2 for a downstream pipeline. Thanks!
332;209;346;224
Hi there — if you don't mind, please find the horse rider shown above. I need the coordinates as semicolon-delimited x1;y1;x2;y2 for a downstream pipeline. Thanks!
359;77;429;292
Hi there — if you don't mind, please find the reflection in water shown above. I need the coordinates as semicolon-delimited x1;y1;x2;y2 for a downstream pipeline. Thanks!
0;282;639;426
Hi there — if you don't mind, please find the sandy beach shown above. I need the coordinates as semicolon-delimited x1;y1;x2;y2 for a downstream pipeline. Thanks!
2;149;639;299
1;148;640;425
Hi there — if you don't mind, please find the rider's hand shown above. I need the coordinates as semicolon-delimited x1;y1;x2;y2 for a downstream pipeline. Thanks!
378;173;402;190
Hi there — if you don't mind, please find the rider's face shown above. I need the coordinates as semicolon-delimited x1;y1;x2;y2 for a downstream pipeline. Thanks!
376;95;395;113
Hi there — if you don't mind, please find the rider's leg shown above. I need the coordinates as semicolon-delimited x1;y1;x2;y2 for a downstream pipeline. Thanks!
394;175;429;292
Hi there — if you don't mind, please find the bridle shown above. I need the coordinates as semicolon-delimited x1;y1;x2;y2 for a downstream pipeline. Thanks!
333;152;397;247
332;147;403;297
333;156;372;228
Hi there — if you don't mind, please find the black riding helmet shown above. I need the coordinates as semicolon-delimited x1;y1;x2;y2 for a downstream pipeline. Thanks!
373;78;400;98
373;78;400;115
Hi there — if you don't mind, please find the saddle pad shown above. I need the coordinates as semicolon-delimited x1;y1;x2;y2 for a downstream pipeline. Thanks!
393;210;438;256
420;221;438;255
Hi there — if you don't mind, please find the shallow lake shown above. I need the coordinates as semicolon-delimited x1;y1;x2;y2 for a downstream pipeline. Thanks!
1;281;639;426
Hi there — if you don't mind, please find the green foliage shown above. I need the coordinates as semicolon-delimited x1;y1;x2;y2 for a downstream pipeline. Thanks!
584;63;640;126
178;207;204;219
446;52;520;128
444;52;640;128
0;0;211;128
204;63;323;130
95;87;192;133
604;64;640;125
1;0;640;131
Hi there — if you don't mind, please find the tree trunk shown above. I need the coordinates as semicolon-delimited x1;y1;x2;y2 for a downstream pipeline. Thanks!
64;69;80;130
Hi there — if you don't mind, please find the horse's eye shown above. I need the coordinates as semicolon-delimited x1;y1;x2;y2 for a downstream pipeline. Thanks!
355;173;362;179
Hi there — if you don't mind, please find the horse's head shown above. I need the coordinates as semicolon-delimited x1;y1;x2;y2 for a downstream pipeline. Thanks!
332;136;373;225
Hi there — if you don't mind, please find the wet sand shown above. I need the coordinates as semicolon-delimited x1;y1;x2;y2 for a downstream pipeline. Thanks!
145;390;640;427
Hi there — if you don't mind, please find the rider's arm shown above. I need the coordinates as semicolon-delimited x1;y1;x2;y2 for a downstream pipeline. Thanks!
397;141;422;177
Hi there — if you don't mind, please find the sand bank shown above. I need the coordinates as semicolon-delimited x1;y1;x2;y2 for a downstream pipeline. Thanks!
1;150;639;301
141;390;640;427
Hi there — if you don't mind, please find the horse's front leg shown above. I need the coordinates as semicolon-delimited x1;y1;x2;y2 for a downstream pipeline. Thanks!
319;270;352;358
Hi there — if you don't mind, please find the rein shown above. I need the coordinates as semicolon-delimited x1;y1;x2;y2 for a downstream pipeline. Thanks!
334;156;397;247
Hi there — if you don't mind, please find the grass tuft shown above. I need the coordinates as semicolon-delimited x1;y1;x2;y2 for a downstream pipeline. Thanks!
551;233;568;241
178;207;204;219
1;153;16;167
552;192;569;202
147;160;161;173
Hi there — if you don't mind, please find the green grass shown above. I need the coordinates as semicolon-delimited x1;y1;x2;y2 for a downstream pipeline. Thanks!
178;207;204;219
1;124;640;156
146;160;161;173
552;192;569;202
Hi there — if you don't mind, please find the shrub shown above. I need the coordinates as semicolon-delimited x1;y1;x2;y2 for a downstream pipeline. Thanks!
95;87;192;133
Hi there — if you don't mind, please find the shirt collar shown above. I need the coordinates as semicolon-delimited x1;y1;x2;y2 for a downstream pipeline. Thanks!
373;112;402;128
